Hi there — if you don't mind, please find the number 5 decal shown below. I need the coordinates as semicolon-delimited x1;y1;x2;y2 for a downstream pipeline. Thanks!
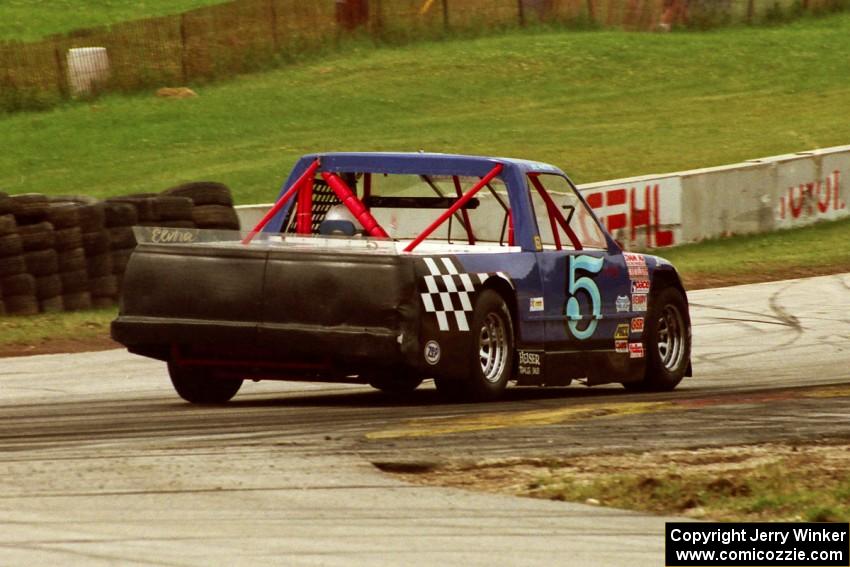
566;255;604;340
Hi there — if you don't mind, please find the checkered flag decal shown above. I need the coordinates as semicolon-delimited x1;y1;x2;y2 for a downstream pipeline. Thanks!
420;257;509;332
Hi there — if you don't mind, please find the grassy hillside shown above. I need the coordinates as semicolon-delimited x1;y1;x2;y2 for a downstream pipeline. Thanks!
0;0;225;41
1;14;850;204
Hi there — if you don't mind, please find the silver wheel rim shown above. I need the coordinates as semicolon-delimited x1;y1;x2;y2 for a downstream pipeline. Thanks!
479;312;508;383
656;303;686;371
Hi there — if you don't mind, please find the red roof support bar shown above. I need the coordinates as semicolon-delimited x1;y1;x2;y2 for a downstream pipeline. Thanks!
404;163;503;253
241;159;320;244
528;173;582;250
321;172;389;238
296;173;315;235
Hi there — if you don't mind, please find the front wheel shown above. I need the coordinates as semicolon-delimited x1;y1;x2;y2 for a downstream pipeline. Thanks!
626;286;690;391
167;362;243;404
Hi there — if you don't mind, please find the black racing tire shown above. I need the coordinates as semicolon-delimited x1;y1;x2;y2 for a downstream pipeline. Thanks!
89;275;118;297
54;227;83;251
10;193;49;223
53;196;105;232
62;292;92;311
163;181;234;206
86;253;113;277
104;202;138;227
107;196;158;222
367;370;423;395
46;203;80;229
39;295;64;313
0;233;23;257
91;296;115;309
438;289;515;402
82;230;111;256
0;254;26;278
2;273;36;296
60;270;90;293
0;194;13;216
35;274;62;299
24;249;58;277
107;226;136;249
18;222;55;252
625;286;690;392
192;205;240;230
0;214;17;236
5;294;39;316
167;361;243;404
154;196;194;221
58;248;87;272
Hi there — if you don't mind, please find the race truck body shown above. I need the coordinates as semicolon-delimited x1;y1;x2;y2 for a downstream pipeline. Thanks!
112;153;692;403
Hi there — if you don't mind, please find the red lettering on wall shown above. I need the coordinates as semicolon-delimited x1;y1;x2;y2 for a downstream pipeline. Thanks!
585;183;677;248
778;170;844;222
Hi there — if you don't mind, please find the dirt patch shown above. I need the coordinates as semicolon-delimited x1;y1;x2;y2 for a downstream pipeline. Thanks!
385;442;850;521
0;336;122;358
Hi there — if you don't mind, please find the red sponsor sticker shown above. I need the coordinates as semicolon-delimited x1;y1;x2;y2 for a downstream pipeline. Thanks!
631;294;648;312
615;339;628;354
631;317;645;334
629;342;644;358
632;280;650;294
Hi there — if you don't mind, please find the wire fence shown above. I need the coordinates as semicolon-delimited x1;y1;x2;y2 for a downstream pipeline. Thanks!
1;0;846;112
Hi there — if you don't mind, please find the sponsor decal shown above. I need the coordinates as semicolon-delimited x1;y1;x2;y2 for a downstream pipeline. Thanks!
533;235;543;251
565;255;604;340
615;295;630;312
629;342;644;358
424;340;441;365
530;297;545;312
631;317;645;334
614;323;629;340
150;227;198;244
631;280;650;295
623;252;649;282
615;339;628;354
632;293;648;312
518;350;542;376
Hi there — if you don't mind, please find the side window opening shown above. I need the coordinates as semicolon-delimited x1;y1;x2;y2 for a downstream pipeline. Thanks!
527;173;607;251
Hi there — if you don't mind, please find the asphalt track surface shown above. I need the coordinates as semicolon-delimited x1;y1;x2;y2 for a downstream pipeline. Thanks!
1;273;849;566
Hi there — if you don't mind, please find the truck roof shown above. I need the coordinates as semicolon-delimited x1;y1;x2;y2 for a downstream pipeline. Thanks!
296;152;567;178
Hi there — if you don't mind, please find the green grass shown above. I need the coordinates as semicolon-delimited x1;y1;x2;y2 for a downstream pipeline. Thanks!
2;14;850;203
0;0;226;42
660;217;850;288
0;309;115;347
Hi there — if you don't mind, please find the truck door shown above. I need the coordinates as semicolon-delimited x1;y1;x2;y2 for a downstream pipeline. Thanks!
526;173;638;384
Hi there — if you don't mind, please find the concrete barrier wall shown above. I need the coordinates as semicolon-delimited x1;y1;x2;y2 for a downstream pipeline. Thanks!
235;144;850;249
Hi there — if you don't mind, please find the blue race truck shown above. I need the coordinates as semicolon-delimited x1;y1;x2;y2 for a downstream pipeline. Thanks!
112;153;692;403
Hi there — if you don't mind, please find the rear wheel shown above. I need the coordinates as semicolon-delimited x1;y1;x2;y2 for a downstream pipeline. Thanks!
625;286;690;392
438;290;514;402
167;362;243;404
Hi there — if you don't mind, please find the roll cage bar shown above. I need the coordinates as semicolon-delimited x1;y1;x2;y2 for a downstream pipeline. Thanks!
243;159;583;252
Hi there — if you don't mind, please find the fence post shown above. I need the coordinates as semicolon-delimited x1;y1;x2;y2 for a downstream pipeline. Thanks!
180;13;189;83
373;0;383;37
53;45;69;99
518;0;527;25
268;0;279;51
587;0;597;22
441;0;450;30
746;0;755;22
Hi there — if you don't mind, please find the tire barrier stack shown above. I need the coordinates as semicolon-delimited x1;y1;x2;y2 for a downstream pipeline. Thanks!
0;182;239;317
